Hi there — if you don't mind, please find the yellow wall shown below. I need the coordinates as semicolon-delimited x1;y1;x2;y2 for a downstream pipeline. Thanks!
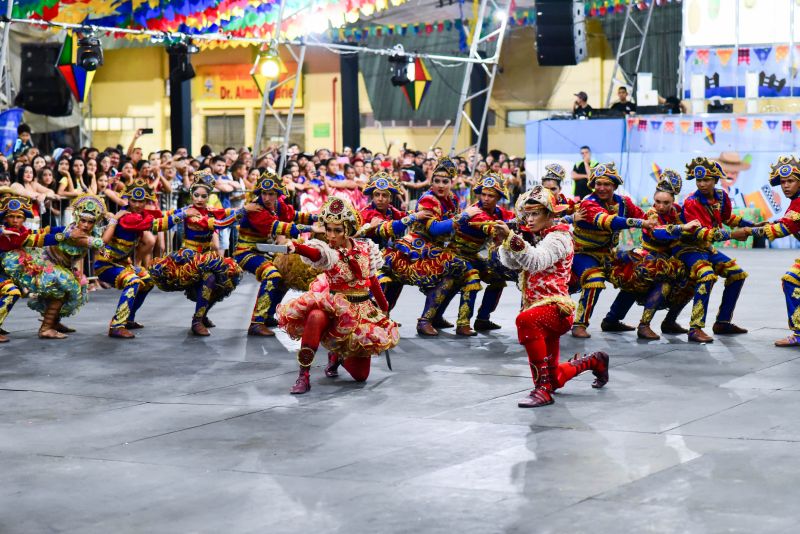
90;47;169;154
88;22;615;156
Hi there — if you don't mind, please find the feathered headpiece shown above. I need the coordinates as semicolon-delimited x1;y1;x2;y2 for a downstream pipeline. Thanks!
769;155;800;187
318;196;362;236
686;157;726;182
655;169;682;196
71;193;107;222
122;178;156;202
473;172;508;200
431;157;458;178
363;172;401;197
514;185;566;222
253;170;288;197
588;162;623;189
541;163;567;183
0;188;34;219
190;169;216;193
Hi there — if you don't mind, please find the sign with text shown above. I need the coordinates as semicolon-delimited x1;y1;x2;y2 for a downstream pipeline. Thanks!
194;63;302;108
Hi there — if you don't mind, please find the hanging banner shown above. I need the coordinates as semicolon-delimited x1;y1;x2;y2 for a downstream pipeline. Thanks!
193;63;302;108
526;112;800;249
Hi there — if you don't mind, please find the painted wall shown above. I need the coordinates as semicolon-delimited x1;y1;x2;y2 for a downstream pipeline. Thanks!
89;47;168;154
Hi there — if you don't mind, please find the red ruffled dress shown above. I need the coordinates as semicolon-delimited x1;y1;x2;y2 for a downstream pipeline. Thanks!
277;238;399;358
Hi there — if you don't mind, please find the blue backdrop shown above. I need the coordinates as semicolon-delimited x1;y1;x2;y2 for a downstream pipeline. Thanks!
525;114;800;248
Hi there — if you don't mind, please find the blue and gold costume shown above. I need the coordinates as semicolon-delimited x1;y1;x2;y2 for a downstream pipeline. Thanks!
679;157;754;342
612;170;692;338
747;157;800;346
381;158;477;336
233;171;315;336
94;178;185;338
444;172;517;332
571;163;648;335
149;171;244;336
359;173;414;310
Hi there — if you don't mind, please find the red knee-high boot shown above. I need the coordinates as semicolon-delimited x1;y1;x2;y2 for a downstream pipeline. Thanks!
291;309;331;394
518;336;555;408
341;357;371;382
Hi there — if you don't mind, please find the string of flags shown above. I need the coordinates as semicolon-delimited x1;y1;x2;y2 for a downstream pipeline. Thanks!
325;8;536;42
626;116;799;145
585;0;680;18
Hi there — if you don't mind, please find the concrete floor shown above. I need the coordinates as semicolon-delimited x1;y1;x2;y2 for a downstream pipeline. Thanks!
0;248;798;533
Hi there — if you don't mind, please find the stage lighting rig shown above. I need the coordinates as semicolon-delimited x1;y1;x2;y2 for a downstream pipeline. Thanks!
77;33;104;71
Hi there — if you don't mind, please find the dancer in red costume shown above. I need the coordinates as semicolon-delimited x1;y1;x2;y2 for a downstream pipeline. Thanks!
277;197;399;394
494;186;609;408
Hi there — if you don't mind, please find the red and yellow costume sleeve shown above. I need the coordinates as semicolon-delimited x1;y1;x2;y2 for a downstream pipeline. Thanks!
758;198;800;240
582;197;643;230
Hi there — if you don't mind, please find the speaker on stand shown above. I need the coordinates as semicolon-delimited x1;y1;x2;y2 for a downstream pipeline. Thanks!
535;0;587;66
15;43;73;117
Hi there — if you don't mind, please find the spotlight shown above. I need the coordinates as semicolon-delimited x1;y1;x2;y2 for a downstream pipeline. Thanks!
388;53;413;86
493;9;507;22
259;54;281;79
77;34;104;71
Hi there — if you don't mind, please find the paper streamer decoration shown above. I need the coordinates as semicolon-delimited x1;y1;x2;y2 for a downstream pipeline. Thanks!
736;117;749;131
57;30;94;103
400;57;432;110
716;48;733;66
703;126;715;145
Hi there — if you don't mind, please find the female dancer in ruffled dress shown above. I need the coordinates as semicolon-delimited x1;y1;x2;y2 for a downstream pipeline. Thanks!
278;197;399;394
2;193;106;339
149;170;243;336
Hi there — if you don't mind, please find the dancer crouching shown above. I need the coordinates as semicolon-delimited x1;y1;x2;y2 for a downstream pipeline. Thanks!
277;197;399;394
494;186;609;408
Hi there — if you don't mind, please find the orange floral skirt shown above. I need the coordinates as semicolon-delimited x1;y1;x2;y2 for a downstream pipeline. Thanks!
277;276;399;358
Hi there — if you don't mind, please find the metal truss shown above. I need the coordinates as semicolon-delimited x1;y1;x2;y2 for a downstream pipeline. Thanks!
253;0;306;175
604;0;655;107
0;0;15;108
448;0;512;172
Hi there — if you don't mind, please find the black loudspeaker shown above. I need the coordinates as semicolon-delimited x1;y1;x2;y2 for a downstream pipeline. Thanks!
167;43;195;81
15;43;73;116
536;0;587;66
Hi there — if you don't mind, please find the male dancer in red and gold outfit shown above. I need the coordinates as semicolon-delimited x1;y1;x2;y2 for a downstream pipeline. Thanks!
679;157;756;342
571;163;655;338
495;186;609;408
234;172;315;336
734;156;800;347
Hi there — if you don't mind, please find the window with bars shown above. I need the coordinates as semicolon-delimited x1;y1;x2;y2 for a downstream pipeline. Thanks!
206;115;245;150
88;116;155;132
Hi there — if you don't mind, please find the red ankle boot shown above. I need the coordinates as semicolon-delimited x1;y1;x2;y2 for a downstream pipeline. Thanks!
290;368;311;394
325;352;340;378
568;351;610;389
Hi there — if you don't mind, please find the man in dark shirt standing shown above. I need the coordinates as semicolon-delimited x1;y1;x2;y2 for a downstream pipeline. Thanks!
610;86;637;115
571;146;597;199
573;91;593;119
